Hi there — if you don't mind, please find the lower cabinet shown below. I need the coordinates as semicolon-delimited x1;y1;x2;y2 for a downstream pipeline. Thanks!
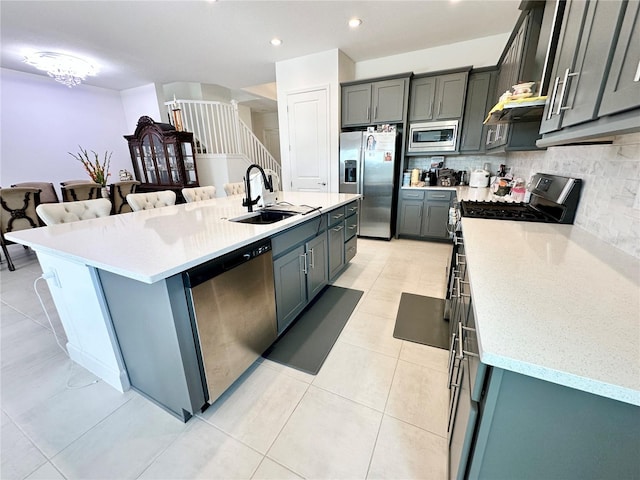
328;223;345;280
328;200;359;282
398;190;454;240
273;232;327;334
273;203;358;334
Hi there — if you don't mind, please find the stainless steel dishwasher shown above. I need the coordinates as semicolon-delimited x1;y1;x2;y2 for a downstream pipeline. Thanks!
183;239;277;404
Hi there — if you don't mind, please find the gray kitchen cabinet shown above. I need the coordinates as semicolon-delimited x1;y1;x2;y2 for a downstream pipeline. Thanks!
306;233;328;300
328;201;358;282
460;68;498;153
540;0;627;133
421;198;451;239
328;224;345;281
273;245;308;334
409;71;468;122
328;205;346;281
398;189;425;237
371;79;406;124
486;5;545;152
449;245;640;478
272;214;328;333
342;83;373;126
599;0;640;117
538;0;640;147
342;76;409;127
463;367;640;479
398;189;454;240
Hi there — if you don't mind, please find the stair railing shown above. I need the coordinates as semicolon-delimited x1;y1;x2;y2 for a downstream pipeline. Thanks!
164;99;280;179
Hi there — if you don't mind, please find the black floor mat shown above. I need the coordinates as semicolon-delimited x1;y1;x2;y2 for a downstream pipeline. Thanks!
263;286;363;375
393;293;449;350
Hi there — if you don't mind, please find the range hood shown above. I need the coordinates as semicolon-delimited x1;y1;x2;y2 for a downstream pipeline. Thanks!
484;96;547;125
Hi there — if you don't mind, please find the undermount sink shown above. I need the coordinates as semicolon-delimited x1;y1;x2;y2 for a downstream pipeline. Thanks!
229;210;297;225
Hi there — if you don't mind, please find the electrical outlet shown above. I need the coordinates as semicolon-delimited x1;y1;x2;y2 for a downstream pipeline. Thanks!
42;270;60;288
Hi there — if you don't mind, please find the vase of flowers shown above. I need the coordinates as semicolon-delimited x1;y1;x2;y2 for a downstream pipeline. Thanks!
69;146;112;198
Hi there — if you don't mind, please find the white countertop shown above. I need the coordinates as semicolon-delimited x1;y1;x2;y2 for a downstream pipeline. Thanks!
461;217;640;406
6;192;360;284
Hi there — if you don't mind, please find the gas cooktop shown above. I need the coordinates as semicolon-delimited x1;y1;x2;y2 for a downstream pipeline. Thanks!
460;201;551;222
459;173;582;224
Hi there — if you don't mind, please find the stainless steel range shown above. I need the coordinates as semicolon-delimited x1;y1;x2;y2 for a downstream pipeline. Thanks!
461;173;582;224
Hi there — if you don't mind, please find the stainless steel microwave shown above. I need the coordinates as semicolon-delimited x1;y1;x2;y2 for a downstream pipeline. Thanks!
408;120;458;153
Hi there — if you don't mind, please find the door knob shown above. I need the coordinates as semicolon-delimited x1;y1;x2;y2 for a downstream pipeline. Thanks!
318;182;327;186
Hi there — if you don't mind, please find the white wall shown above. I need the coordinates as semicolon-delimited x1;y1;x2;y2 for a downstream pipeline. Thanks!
120;83;163;132
0;68;131;196
276;49;349;192
355;33;511;79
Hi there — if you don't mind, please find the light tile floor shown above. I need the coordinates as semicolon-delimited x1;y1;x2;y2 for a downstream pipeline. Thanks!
0;238;453;479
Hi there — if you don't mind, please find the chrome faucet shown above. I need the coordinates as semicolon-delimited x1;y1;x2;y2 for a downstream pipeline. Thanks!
243;164;274;212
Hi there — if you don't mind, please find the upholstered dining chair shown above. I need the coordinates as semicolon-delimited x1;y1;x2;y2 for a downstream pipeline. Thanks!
127;191;177;212
36;198;112;226
181;186;216;203
223;182;245;196
109;180;141;214
0;187;41;271
61;183;102;202
60;179;94;186
11;182;59;204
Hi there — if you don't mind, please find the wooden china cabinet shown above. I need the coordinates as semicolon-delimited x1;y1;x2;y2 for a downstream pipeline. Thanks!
124;116;199;203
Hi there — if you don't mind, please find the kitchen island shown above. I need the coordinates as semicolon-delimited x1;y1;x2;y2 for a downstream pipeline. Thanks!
5;192;360;419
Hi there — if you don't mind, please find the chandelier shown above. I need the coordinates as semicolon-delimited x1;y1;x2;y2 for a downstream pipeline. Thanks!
23;52;96;87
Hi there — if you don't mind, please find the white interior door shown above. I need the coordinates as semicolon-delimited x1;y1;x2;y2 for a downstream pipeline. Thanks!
286;88;329;192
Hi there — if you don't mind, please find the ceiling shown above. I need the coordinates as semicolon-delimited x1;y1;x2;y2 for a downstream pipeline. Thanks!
1;0;522;106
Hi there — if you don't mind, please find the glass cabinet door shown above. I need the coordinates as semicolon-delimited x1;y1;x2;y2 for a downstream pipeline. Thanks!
142;136;158;184
182;141;197;185
166;143;182;184
151;134;170;184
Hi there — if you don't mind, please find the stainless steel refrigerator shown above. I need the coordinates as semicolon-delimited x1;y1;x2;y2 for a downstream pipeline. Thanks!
339;131;399;239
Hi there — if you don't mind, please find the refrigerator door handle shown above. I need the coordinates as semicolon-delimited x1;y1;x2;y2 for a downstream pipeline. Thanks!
359;155;365;198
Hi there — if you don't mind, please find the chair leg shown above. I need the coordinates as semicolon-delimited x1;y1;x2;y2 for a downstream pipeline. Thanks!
0;237;15;272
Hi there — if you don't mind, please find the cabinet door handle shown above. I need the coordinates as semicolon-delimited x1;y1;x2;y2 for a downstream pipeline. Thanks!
428;101;433;118
374;106;378;119
634;60;640;83
547;76;561;120
438;100;443;117
309;248;315;269
332;225;344;232
300;253;308;274
556;68;579;114
431;194;447;199
348;224;357;230
349;206;358;212
366;106;370;121
333;213;344;219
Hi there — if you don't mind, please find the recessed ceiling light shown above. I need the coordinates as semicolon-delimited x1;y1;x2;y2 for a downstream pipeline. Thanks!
348;18;362;28
270;38;282;46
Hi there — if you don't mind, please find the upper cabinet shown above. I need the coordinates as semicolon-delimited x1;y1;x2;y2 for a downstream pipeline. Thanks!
598;0;640;116
460;68;498;153
486;5;546;152
124;116;199;203
538;0;640;146
409;70;469;122
341;75;410;127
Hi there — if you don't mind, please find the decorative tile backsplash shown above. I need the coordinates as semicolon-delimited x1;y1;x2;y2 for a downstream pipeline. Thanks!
506;133;640;259
405;133;639;258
